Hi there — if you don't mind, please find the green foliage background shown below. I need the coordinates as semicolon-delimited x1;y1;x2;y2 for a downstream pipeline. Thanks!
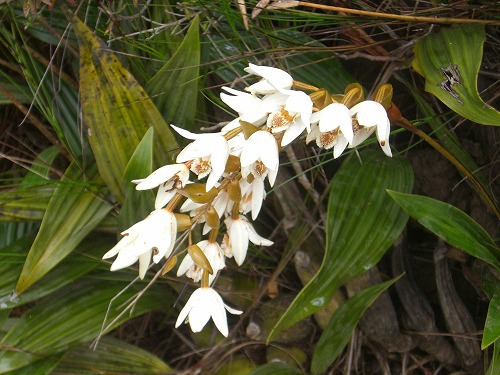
0;1;498;374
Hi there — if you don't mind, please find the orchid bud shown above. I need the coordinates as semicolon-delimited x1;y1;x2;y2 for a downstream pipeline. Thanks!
373;84;393;110
179;183;218;203
188;244;213;275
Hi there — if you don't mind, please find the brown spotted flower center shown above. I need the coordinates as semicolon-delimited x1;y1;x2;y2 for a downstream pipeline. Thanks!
191;157;211;178
267;108;295;133
318;128;340;149
252;160;268;178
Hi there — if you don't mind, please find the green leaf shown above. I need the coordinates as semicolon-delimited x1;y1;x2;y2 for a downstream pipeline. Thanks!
412;24;500;126
146;15;200;131
118;127;155;231
311;277;400;374
268;150;413;341
19;146;59;189
15;162;112;294
388;191;500;270
486;340;500;375
249;362;305;375
0;279;168;373
68;10;179;202
0;233;113;310
55;336;173;374
483;289;500;349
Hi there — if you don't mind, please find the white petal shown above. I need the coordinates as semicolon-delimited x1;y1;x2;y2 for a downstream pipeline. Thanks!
175;290;197;328
170;124;201;140
102;235;135;259
110;249;139;271
176;254;194;276
285;91;312;127
250;178;265;220
229;219;249;266
281;119;307;146
240;131;278;171
333;135;349;159
133;164;187;190
208;291;229;337
245;219;273;246
244;64;293;93
154;187;176;210
267;167;278;187
138;249;152;279
224;304;243;315
188;293;211;332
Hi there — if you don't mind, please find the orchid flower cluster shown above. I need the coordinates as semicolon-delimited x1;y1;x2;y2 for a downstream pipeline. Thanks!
102;64;394;337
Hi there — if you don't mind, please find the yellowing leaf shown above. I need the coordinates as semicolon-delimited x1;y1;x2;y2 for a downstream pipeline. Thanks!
68;11;178;202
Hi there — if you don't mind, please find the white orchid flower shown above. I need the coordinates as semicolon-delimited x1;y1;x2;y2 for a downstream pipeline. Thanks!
244;63;294;94
177;240;226;285
311;102;353;144
175;287;242;337
306;123;350;159
172;125;230;190
223;215;273;266
103;209;177;279
132;164;190;209
240;130;279;187
349;100;392;157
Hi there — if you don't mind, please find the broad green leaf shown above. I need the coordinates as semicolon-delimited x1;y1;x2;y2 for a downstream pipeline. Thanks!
15;162;112;294
311;277;400;374
146;15;200;131
249;362;305;375
483;289;500;349
388;191;500;270
55;336;173;374
118;127;155;231
268;150;413;341
0;279;168;373
68;10;179;202
413;24;500;126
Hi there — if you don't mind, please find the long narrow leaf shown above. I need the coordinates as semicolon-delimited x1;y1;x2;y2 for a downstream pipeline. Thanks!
15;162;112;294
146;15;200;131
0;280;169;373
388;191;500;270
311;277;400;374
268;149;413;341
55;336;173;374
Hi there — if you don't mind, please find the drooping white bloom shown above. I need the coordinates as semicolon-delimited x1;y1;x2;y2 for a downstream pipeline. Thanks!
311;103;353;144
238;178;267;220
266;90;314;147
306;123;350;159
102;209;177;279
240;130;279;187
222;215;273;266
244;63;293;94
132;164;190;209
172;125;230;191
349;100;392;157
175;287;242;337
177;240;226;285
